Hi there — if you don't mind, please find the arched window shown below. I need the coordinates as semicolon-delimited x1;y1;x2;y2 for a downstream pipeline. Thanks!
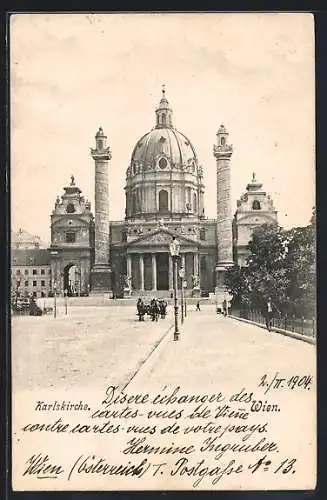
221;136;226;146
98;139;103;150
66;203;75;213
193;193;197;212
159;189;169;212
252;200;261;210
161;113;166;125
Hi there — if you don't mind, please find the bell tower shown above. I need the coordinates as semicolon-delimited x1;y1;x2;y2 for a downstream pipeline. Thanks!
90;127;112;294
214;124;234;291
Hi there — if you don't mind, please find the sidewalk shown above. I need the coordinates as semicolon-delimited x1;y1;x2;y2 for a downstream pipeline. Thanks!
128;305;316;393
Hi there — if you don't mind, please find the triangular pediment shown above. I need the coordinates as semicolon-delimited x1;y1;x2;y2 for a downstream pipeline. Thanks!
128;228;197;247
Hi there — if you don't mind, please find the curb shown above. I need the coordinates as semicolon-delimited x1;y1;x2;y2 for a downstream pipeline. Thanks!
228;315;316;345
120;322;174;392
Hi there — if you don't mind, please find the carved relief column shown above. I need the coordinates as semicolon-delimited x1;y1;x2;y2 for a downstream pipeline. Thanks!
152;253;157;291
90;127;112;293
214;124;234;291
169;254;173;290
139;254;144;291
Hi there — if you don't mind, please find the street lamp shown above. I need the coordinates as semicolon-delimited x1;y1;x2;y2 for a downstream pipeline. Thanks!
53;283;57;319
179;265;185;324
183;279;187;318
169;236;181;341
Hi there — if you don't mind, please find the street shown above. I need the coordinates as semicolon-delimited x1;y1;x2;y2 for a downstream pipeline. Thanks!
11;303;316;491
12;305;173;391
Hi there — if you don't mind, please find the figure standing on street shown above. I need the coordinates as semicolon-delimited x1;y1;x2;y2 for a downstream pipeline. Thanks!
222;299;228;317
196;300;201;311
264;297;279;332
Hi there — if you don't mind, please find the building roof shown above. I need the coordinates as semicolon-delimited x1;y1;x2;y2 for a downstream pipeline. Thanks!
11;249;50;266
11;228;48;248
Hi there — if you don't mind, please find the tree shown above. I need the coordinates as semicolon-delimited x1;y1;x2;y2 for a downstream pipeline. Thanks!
284;213;316;317
225;215;316;318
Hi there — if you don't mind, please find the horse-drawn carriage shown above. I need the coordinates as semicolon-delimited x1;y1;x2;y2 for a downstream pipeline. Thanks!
136;298;167;322
12;295;43;316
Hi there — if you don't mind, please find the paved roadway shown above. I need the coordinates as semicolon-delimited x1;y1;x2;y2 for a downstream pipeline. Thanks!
127;304;316;393
12;303;316;392
11;303;316;491
12;305;173;391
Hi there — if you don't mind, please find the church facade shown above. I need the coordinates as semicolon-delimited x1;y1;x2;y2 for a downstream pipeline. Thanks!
46;89;277;298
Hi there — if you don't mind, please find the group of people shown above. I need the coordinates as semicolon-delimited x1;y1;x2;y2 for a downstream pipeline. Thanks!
136;297;168;322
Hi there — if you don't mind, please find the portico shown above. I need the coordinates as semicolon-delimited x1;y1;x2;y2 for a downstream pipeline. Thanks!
126;245;199;294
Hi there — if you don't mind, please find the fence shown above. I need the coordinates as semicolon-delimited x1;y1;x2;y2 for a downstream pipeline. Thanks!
230;308;316;338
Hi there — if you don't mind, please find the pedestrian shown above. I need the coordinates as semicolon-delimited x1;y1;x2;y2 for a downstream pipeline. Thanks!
222;299;228;317
264;297;279;332
196;300;201;311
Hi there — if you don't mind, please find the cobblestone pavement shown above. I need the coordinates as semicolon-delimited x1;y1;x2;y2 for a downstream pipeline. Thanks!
12;306;173;391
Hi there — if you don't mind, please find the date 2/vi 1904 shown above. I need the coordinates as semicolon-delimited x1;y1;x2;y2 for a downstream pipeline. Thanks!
248;456;296;475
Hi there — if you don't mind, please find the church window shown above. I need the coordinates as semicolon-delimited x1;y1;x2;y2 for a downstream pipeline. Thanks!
66;232;76;243
221;136;226;146
159;189;169;212
159;158;168;169
98;139;103;150
193;193;197;212
252;200;261;210
187;187;192;204
200;228;206;241
66;203;75;214
161;113;166;125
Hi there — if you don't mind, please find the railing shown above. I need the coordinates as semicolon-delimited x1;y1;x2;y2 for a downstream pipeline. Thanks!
230;308;316;338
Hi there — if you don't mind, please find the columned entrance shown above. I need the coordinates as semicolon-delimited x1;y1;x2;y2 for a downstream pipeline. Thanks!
126;248;200;295
156;253;169;290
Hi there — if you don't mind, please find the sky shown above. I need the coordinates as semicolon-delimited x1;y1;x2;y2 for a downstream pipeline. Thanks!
11;13;315;244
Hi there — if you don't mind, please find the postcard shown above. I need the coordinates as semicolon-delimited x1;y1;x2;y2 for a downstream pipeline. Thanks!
10;12;316;491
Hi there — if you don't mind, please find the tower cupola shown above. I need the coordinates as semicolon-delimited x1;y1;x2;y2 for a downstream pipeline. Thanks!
155;85;173;129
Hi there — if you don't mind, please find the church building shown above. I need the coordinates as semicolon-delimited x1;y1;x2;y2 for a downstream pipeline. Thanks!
47;88;277;298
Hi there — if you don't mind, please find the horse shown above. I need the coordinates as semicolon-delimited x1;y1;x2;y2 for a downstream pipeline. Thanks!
136;298;146;321
150;299;160;322
159;299;167;319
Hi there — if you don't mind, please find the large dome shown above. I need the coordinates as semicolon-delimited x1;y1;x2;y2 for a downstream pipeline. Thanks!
125;88;205;221
131;127;197;169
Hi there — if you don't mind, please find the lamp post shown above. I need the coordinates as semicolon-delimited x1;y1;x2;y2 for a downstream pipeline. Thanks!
64;289;68;315
53;283;57;319
179;266;185;324
169;236;180;341
183;279;187;318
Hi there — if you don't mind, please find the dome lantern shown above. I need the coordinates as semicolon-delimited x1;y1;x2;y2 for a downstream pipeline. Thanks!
155;85;173;129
